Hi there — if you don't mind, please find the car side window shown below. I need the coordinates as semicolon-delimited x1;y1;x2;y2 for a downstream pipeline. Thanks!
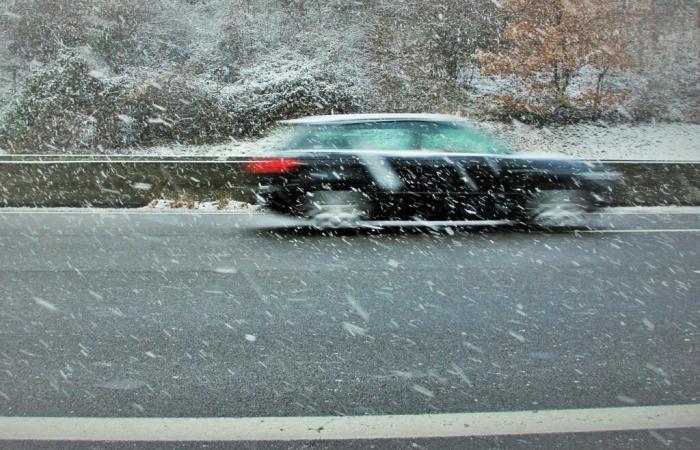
288;124;416;150
292;128;350;149
419;125;512;154
345;127;415;150
420;127;471;152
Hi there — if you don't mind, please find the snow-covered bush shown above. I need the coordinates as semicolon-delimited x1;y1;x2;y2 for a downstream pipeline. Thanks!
5;0;153;72
0;53;116;152
220;54;358;137
0;50;358;152
110;69;235;147
482;97;628;126
0;53;234;152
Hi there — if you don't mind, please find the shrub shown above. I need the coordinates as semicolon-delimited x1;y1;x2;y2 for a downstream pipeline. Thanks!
0;53;237;152
0;51;359;152
110;69;235;148
0;53;115;152
221;55;358;137
484;93;629;126
6;0;152;71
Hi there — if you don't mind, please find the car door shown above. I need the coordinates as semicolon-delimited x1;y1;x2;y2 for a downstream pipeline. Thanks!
384;122;503;219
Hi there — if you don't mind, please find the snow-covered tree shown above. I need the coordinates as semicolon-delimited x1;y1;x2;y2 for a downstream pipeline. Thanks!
366;0;503;112
477;0;633;121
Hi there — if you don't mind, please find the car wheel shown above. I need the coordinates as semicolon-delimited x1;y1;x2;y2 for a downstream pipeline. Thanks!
305;191;368;229
527;190;590;229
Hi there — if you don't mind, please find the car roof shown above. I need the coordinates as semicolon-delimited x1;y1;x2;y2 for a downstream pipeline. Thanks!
278;113;467;126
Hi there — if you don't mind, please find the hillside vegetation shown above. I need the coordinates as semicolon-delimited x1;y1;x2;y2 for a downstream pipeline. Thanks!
0;0;697;153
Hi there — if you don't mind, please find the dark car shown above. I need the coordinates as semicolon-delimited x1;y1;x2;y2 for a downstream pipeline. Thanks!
245;114;622;228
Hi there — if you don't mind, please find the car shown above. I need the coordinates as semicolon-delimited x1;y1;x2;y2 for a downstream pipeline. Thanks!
244;114;623;228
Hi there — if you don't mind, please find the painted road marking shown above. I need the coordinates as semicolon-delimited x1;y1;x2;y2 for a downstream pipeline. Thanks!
0;404;699;442
578;229;700;234
597;206;700;215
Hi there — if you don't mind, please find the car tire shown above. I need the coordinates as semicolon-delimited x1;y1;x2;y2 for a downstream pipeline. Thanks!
305;191;368;229
526;190;590;229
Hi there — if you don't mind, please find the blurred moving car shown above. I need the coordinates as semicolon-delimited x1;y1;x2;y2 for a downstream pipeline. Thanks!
245;114;622;228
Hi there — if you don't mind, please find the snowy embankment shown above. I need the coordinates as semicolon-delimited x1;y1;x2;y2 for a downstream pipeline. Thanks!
476;121;700;161
2;121;697;161
144;199;262;212
108;122;700;161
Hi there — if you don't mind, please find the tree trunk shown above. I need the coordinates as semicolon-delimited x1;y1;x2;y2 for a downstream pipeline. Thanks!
562;68;571;93
593;67;610;118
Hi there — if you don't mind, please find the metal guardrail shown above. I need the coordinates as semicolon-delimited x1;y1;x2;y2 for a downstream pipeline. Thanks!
0;156;698;207
602;161;700;206
0;156;256;207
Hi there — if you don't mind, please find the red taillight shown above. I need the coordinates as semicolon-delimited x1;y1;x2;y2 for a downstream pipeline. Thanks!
244;158;302;174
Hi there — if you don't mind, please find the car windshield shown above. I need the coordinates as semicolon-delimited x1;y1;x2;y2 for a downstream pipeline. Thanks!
273;121;513;154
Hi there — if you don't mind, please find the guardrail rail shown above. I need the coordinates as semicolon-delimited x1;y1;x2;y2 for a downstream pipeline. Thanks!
1;155;698;208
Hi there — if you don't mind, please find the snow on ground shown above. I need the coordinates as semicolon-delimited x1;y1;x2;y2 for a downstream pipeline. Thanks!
117;141;260;156
3;121;698;161
117;121;699;161
477;121;700;161
112;128;291;156
144;199;262;211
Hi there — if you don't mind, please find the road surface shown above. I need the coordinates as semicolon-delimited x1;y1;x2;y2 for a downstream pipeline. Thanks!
0;208;698;448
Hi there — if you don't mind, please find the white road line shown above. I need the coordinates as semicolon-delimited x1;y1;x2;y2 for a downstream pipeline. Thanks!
363;220;512;228
0;210;699;233
579;229;700;234
597;206;700;215
1;404;698;442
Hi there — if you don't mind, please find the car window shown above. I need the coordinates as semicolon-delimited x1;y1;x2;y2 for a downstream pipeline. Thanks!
345;127;416;150
286;123;416;150
418;124;513;154
275;121;511;153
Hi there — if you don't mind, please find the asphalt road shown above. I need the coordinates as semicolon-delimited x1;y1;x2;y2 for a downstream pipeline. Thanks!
0;209;698;449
